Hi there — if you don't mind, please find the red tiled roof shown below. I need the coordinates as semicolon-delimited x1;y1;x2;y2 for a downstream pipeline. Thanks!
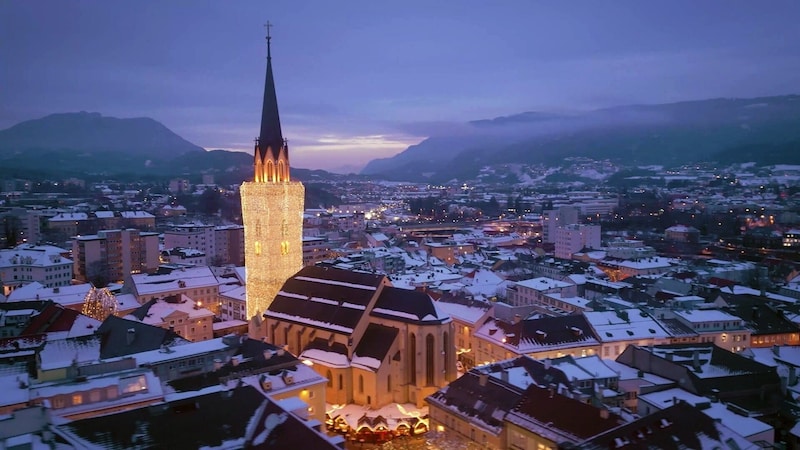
19;303;80;334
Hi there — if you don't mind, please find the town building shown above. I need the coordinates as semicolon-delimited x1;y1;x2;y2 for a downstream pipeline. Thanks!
671;309;750;352
423;240;475;266
161;247;207;266
617;343;782;415
505;276;577;308
29;335;164;420
426;356;619;449
214;224;245;266
715;292;800;349
240;30;304;337
664;224;700;243
163;223;245;266
56;384;342;449
571;402;756;449
554;223;601;259
127;266;221;316
264;265;455;408
302;235;333;266
637;387;774;444
473;314;601;364
73;229;159;283
126;294;215;342
583;309;671;359
542;205;579;244
0;206;42;246
117;211;156;231
0;244;72;295
434;295;493;371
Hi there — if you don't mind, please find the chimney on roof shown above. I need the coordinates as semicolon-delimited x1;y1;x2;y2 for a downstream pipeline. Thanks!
500;369;509;383
709;388;720;403
126;328;135;345
692;351;702;373
664;351;674;361
544;358;552;370
773;345;781;357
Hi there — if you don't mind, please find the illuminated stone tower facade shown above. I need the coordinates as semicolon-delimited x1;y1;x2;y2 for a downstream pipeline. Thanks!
240;26;304;338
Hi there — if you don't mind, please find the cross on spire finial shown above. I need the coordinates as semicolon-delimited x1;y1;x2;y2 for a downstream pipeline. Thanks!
264;21;273;58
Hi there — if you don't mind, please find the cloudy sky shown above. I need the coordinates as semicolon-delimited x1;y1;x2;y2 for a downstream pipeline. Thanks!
2;1;799;172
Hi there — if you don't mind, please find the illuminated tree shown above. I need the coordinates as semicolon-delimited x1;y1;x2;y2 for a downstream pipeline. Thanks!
81;286;118;321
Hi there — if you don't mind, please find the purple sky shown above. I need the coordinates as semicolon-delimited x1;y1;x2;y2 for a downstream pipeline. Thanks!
2;1;799;173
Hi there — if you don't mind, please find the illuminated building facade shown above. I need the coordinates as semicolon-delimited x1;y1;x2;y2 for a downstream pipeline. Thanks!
240;28;304;337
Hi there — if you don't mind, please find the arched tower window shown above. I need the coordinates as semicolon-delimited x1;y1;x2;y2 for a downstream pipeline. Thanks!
443;331;450;380
326;370;333;388
358;374;364;393
254;157;264;182
277;160;286;182
409;333;417;385
426;333;435;386
338;374;343;390
266;160;275;182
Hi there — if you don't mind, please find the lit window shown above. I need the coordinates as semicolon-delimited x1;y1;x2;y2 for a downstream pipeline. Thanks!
120;374;148;394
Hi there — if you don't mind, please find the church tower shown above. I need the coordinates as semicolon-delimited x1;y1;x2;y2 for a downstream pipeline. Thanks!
240;25;305;338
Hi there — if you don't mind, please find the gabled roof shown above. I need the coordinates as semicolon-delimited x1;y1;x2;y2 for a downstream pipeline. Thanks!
506;385;622;443
168;339;301;393
475;314;599;354
19;302;100;338
616;343;781;412
353;323;399;371
371;286;449;324
573;402;753;450
244;395;342;449
266;266;385;334
96;315;188;359
476;356;573;392
58;385;339;450
300;337;350;368
426;371;523;435
584;309;670;342
719;293;800;335
38;335;102;370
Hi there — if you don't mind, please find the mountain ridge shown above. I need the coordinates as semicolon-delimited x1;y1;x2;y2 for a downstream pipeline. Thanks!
0;111;205;157
0;112;348;183
360;94;800;181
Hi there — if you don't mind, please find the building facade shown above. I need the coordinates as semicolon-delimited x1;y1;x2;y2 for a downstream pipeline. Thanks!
0;244;72;295
72;229;159;284
554;223;601;260
542;206;579;244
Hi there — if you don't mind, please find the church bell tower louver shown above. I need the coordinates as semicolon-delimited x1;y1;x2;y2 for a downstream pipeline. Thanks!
240;23;305;338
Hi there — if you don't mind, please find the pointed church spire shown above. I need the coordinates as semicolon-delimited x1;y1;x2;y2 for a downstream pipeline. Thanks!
254;22;290;182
